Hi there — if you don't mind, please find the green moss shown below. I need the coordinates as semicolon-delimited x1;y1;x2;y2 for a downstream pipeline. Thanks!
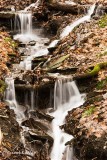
4;37;11;42
98;14;107;28
0;80;7;94
96;77;107;90
98;50;107;57
82;106;95;117
4;37;18;48
86;62;107;77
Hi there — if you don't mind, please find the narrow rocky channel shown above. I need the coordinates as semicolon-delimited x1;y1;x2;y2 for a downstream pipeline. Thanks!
0;0;107;160
4;2;95;159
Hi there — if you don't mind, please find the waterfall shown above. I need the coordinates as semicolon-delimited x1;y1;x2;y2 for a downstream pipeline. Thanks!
5;77;17;108
18;12;32;34
5;77;25;124
50;79;84;160
14;0;42;42
45;3;96;46
50;3;96;47
5;77;31;153
14;4;95;70
14;11;34;42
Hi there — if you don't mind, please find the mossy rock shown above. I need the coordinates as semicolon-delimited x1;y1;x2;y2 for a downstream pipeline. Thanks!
74;62;107;80
98;14;107;28
0;80;7;99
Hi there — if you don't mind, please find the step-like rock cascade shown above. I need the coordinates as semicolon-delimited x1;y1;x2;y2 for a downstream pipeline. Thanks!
3;2;97;159
13;3;96;70
50;79;84;160
5;76;85;159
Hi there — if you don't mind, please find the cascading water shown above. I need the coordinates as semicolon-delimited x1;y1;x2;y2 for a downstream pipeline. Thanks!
14;0;43;43
5;77;34;155
5;77;84;159
50;79;85;160
8;3;95;159
18;12;32;34
48;3;96;47
15;3;95;71
14;2;50;70
60;3;95;39
5;77;17;108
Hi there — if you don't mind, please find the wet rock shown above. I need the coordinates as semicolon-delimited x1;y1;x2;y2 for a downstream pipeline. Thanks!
18;42;26;48
22;118;51;132
23;70;35;84
48;46;57;52
40;141;51;160
0;11;15;18
29;40;36;46
0;104;25;159
30;109;54;122
28;129;53;145
64;88;107;159
44;54;70;72
15;77;27;84
0;80;6;101
47;1;86;14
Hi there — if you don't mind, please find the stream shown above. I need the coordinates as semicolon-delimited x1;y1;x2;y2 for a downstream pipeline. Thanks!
5;2;96;160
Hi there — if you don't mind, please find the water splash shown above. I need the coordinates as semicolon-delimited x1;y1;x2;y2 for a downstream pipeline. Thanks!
50;79;85;160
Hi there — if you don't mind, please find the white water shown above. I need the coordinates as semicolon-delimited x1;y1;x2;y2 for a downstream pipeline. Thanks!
60;3;96;39
5;77;33;154
5;77;25;124
4;3;95;159
50;79;84;160
5;77;17;107
5;78;84;159
19;43;49;70
14;4;95;70
14;11;35;43
14;0;42;43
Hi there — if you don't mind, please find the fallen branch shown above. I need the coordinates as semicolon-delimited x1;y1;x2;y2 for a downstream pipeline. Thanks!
46;1;87;14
